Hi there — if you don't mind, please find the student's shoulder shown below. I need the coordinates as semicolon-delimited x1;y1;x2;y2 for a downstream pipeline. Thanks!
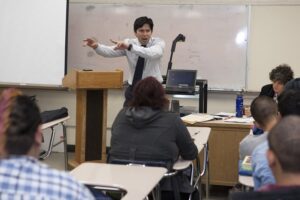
252;140;269;157
160;111;184;125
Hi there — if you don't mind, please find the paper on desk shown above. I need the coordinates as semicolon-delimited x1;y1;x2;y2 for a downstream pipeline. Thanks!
214;112;236;117
224;117;254;123
181;113;214;124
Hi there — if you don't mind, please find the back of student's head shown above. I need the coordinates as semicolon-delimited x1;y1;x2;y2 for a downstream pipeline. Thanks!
134;16;154;32
278;89;300;117
250;96;278;128
284;78;300;91
0;88;41;155
268;115;300;173
269;64;294;85
129;76;169;109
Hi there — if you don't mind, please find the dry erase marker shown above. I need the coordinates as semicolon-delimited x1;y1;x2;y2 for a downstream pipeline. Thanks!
82;68;93;71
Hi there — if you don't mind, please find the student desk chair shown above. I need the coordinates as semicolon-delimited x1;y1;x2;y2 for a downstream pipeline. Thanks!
109;127;211;200
70;127;210;200
40;116;70;170
70;163;167;200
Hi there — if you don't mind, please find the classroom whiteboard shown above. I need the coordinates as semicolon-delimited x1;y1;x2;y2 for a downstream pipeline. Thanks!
0;0;67;87
68;4;248;90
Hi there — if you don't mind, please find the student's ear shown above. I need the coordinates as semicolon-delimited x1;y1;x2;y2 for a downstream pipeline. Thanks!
278;112;282;120
254;121;261;129
267;149;276;169
35;125;43;145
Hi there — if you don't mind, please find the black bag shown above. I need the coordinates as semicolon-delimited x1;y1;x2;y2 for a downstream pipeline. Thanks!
41;107;68;123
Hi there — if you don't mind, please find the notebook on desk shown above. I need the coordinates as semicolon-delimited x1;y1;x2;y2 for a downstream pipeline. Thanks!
165;69;197;95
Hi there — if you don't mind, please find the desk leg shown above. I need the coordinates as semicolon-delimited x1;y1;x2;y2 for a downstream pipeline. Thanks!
62;121;68;170
40;127;56;160
206;143;210;199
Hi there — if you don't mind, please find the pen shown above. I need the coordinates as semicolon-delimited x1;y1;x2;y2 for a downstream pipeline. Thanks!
192;131;200;137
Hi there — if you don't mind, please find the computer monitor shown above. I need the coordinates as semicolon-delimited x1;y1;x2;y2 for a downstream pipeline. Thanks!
165;69;197;94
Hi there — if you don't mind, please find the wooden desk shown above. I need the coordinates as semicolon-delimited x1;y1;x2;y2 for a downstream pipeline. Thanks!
193;120;251;186
70;163;167;200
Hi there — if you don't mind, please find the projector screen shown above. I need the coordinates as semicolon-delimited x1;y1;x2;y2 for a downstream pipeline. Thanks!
0;0;68;87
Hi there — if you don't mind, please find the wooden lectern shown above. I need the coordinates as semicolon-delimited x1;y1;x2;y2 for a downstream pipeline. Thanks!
63;69;123;168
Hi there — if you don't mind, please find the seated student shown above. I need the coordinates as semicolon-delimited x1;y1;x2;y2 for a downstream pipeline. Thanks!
230;116;300;200
239;96;278;160
0;88;96;199
259;64;294;101
251;89;300;190
284;77;300;91
108;76;198;200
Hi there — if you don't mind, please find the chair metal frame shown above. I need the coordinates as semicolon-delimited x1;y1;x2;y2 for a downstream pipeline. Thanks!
39;116;69;170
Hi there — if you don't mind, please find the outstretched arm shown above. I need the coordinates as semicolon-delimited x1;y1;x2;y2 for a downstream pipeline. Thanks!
83;38;98;49
110;39;130;50
83;38;125;57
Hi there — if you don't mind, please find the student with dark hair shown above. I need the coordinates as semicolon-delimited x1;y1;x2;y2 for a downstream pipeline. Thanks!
0;88;96;199
239;96;278;160
84;16;165;106
109;76;198;200
284;77;300;91
248;96;279;190
266;116;300;190
230;116;300;200
250;89;300;190
277;89;300;117
259;64;294;101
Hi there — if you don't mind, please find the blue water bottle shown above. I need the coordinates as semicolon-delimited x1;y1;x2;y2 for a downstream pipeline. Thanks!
235;92;244;118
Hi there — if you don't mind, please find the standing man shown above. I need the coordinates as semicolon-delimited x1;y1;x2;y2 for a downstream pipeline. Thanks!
84;16;165;106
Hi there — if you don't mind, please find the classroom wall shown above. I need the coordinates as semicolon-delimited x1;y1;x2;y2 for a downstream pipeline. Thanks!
3;0;300;148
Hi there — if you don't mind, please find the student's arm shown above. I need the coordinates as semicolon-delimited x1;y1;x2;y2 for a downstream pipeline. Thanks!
175;117;198;160
252;142;275;190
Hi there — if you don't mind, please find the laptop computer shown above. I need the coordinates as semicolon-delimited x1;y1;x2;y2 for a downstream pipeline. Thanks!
165;69;197;95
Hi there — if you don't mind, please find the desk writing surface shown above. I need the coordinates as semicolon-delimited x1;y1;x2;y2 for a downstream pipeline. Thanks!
173;127;210;170
41;116;70;130
70;163;166;200
187;127;211;152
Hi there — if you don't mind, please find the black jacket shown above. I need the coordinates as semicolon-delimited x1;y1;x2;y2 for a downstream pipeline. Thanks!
109;106;198;194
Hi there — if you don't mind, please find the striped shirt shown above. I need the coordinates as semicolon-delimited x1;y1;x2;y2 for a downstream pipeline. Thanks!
0;156;95;200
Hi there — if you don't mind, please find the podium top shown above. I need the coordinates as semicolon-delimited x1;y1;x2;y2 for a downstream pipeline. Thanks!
62;69;123;89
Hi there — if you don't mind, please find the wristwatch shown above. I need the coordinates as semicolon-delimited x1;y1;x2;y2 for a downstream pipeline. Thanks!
127;44;133;51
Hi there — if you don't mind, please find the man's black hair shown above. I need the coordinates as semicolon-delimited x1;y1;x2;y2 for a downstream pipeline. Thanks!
134;16;154;32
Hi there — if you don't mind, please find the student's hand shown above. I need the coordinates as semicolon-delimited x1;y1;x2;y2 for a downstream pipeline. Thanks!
110;39;129;50
83;38;98;49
